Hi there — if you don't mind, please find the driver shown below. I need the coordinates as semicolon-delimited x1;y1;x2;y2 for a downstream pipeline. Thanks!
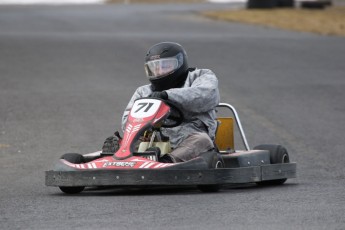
123;42;220;163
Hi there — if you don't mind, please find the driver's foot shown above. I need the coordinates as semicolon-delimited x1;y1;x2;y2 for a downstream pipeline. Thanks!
159;154;176;163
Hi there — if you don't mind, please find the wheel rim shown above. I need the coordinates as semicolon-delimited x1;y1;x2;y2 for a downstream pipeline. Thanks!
282;153;289;163
215;161;223;168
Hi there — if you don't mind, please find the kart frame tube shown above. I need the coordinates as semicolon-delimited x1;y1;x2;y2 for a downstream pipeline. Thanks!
45;163;296;187
217;103;250;151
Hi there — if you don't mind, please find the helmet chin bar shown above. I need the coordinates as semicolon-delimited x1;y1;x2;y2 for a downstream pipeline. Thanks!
150;68;188;91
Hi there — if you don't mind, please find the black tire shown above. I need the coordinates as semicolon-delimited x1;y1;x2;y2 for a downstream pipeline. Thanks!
254;144;290;185
59;186;85;194
301;1;328;9
277;0;294;7
59;153;85;194
197;152;223;193
247;0;276;9
60;153;85;164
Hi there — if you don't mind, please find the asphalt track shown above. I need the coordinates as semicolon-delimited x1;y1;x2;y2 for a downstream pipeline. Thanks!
0;3;345;230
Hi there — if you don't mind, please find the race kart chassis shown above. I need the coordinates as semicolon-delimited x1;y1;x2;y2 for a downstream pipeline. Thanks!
45;101;297;192
46;163;296;187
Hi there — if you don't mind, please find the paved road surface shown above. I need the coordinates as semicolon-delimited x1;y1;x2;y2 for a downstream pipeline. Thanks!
0;3;344;230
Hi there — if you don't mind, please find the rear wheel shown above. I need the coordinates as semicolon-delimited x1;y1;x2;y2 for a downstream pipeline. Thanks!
59;153;85;194
254;144;290;185
197;152;223;193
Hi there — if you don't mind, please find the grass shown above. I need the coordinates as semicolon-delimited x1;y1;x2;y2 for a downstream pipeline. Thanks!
202;6;345;36
106;0;345;37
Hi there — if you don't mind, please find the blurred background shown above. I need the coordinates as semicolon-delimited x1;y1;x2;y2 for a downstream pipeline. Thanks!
0;0;343;36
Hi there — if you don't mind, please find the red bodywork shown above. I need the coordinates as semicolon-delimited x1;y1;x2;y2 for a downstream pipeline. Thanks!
60;99;174;170
61;155;173;170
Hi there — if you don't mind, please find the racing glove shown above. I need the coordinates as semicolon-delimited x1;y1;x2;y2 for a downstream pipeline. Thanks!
149;91;168;100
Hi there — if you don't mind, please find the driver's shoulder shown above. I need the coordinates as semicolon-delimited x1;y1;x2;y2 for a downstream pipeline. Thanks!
186;68;215;83
135;84;153;96
188;68;214;77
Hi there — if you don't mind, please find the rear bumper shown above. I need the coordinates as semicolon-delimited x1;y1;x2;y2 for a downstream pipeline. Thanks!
45;163;296;187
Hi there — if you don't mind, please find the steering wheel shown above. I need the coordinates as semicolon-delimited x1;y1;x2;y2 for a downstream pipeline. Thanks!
160;99;184;128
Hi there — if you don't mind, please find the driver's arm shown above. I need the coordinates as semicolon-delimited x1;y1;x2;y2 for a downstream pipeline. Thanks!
165;69;220;113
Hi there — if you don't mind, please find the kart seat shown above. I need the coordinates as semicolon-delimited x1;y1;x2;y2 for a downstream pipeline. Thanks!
215;117;234;152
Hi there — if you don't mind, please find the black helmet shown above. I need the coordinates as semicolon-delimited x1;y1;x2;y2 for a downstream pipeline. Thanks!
144;42;189;91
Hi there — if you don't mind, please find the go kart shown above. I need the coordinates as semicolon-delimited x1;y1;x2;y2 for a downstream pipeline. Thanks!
45;98;296;194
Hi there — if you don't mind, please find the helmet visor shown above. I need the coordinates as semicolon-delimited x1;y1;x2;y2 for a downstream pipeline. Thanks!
145;52;183;80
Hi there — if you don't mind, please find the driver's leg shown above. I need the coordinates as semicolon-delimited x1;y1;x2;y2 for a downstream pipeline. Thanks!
170;132;214;162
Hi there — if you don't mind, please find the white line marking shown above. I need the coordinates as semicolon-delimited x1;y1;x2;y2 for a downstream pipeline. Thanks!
144;162;155;168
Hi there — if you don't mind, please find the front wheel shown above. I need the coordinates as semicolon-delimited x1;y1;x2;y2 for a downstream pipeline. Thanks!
58;153;85;194
59;186;85;194
254;144;290;185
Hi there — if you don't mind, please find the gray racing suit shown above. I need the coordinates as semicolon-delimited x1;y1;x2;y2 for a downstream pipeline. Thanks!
122;68;220;162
